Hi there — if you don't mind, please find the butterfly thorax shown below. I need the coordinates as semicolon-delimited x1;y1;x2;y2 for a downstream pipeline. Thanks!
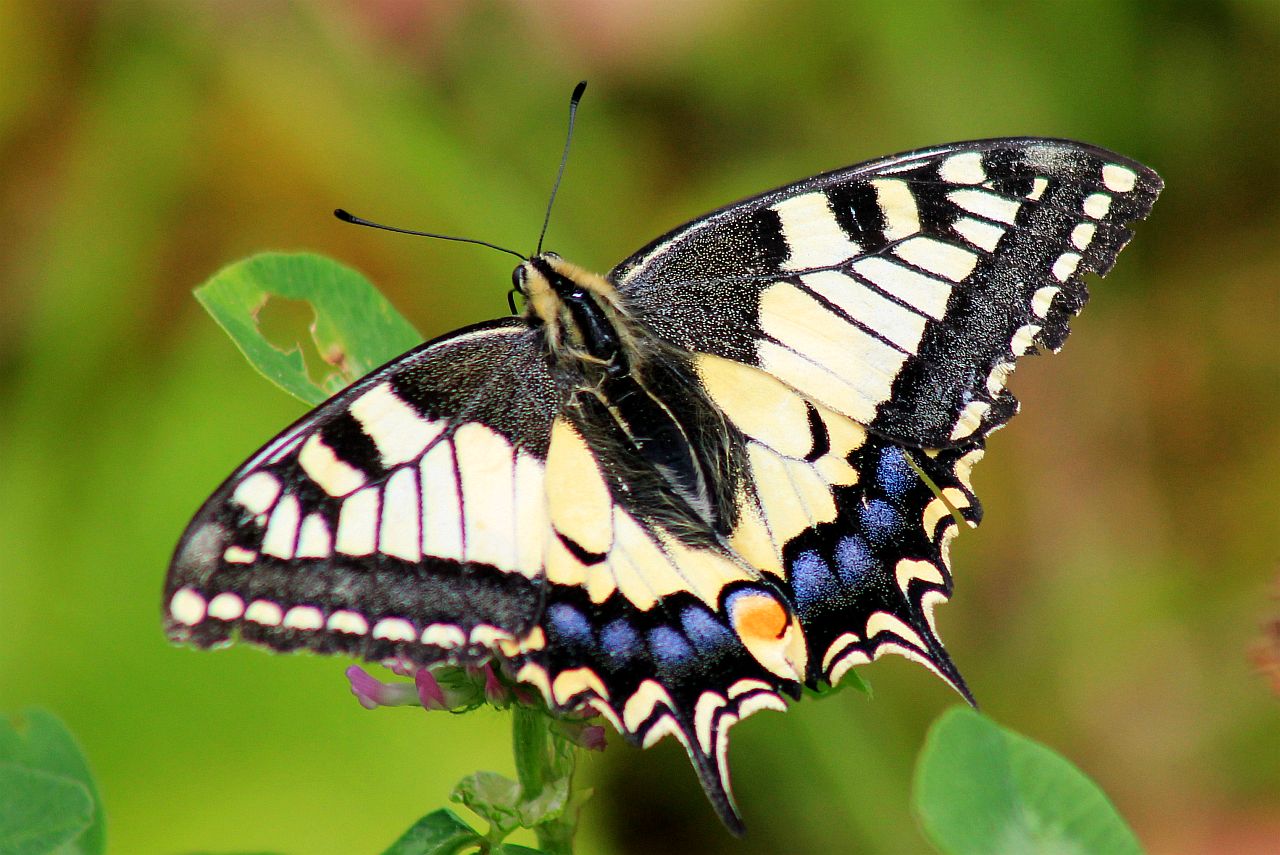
518;253;741;537
517;254;629;364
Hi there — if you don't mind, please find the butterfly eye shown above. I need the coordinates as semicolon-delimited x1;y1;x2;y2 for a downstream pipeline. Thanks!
512;266;528;293
542;251;562;261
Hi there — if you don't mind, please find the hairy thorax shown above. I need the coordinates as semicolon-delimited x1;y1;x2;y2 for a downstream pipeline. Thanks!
517;253;742;539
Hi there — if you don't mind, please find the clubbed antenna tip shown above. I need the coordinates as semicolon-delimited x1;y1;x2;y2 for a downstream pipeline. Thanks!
536;80;588;256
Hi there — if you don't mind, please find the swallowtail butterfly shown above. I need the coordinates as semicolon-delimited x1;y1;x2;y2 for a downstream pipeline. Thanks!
165;116;1161;831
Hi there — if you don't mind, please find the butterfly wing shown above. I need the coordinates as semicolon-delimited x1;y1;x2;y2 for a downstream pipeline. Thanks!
609;138;1162;691
509;402;807;835
613;137;1163;446
164;310;802;832
510;477;803;834
691;352;984;695
164;318;562;663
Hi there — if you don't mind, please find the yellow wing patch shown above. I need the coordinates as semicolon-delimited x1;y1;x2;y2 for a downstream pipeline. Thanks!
546;419;614;555
543;415;768;611
696;354;870;565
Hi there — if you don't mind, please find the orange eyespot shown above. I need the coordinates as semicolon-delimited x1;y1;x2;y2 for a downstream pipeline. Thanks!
729;591;788;643
727;588;808;682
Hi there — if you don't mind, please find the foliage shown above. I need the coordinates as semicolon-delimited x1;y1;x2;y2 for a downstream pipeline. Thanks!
0;699;1149;855
195;253;423;405
914;708;1143;855
0;710;104;855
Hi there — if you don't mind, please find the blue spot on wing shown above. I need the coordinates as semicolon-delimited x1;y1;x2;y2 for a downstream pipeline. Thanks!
547;603;594;648
649;625;695;668
601;619;640;665
859;498;902;544
680;605;736;655
835;534;877;585
876;446;916;499
790;550;839;611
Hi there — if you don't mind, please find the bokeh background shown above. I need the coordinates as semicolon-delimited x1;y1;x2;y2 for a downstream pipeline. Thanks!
3;2;1279;853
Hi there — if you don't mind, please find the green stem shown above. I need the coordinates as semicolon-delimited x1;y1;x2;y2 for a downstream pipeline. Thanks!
512;705;577;855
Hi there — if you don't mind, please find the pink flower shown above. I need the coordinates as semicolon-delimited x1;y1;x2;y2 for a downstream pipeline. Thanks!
344;663;487;712
346;665;419;709
415;668;447;711
345;662;608;754
557;720;607;752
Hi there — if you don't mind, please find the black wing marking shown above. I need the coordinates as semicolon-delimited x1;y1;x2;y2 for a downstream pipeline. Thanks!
612;138;1163;447
164;318;563;664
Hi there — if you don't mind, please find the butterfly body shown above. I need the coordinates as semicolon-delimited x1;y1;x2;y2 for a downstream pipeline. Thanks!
521;254;739;537
166;138;1161;831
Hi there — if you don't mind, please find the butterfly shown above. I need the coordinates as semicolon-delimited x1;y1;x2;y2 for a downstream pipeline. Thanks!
165;130;1161;832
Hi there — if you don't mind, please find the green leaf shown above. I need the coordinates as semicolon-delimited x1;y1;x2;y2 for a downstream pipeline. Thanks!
840;668;871;695
509;706;579;854
913;707;1143;855
805;667;871;699
492;845;545;855
451;771;524;837
516;771;571;829
195;252;422;405
0;709;105;855
0;765;93;855
380;809;483;855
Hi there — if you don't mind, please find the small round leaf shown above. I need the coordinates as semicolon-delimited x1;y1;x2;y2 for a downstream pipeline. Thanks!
914;707;1142;855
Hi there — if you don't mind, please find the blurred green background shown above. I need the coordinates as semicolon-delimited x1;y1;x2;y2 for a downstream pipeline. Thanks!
2;2;1278;853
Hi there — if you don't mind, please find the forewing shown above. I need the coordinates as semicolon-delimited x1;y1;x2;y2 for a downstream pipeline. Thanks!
613;138;1162;447
164;318;561;664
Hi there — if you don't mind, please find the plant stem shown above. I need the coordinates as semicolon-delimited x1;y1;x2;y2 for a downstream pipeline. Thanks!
512;705;577;854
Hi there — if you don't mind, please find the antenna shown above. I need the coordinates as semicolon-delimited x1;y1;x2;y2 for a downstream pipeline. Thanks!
333;209;527;263
535;80;587;256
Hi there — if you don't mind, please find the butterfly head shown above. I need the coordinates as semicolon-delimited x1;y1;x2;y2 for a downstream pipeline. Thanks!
514;253;630;365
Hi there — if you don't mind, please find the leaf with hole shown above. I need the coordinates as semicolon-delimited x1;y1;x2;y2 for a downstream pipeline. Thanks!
195;252;422;405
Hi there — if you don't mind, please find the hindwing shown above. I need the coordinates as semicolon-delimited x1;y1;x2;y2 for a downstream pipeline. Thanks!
512;377;811;832
693;354;982;694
